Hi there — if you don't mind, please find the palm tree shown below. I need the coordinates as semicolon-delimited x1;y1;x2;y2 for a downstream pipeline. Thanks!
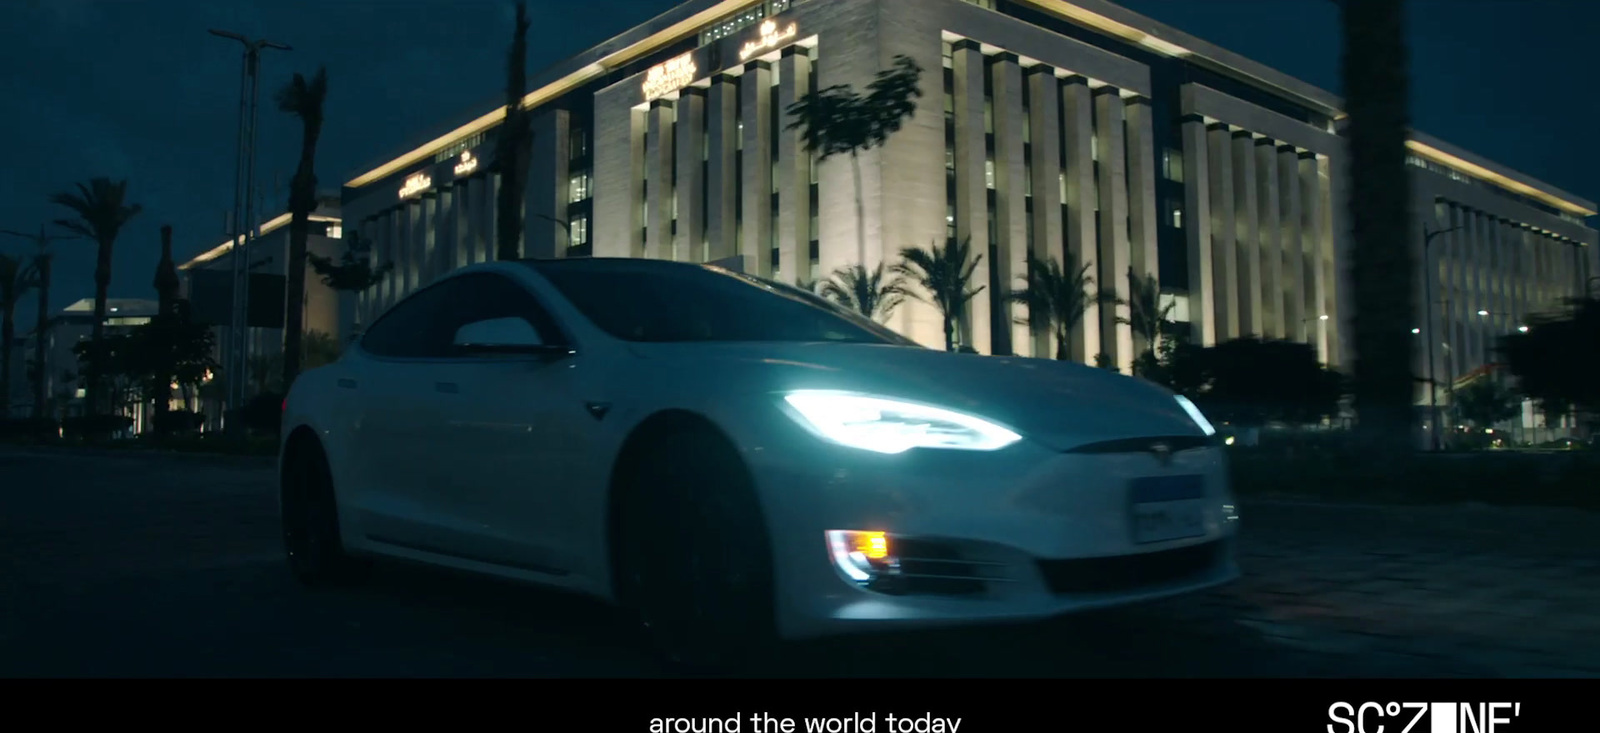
1007;253;1105;361
786;55;923;265
1342;0;1415;455
892;237;984;352
494;0;534;261
820;263;907;323
795;277;820;294
275;66;329;392
150;224;182;427
1117;266;1176;374
0;226;78;419
1;253;39;416
51;177;142;414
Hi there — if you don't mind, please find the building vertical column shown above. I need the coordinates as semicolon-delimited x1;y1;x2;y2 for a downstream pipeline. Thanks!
1061;76;1100;358
370;210;389;313
394;201;414;297
645;99;675;260
672;88;705;262
1231;131;1261;338
1278;145;1304;340
1503;220;1521;329
1206;123;1237;342
706;75;739;262
1320;154;1342;368
417;195;436;286
591;85;634;259
1180;114;1213;345
740;61;773;276
1465;210;1485;371
436;187;456;277
1447;204;1467;381
990;53;1028;355
1300;152;1327;360
526;109;570;259
952;40;991;354
1124;96;1159;296
776;50;809;278
1255;138;1281;339
1026;65;1063;359
450;181;470;269
468;176;487;264
486;173;503;263
1094;87;1132;371
1489;217;1506;336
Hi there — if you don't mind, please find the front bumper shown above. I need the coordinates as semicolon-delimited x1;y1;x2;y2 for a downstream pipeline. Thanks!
746;432;1240;640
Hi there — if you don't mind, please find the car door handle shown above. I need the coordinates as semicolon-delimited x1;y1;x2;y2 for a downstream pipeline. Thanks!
436;382;459;394
337;378;357;389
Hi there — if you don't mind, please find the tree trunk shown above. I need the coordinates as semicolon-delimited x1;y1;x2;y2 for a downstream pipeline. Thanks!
1055;329;1069;360
33;255;50;419
88;239;113;415
1;306;13;415
851;151;866;265
943;316;955;352
281;149;318;392
1342;0;1415;457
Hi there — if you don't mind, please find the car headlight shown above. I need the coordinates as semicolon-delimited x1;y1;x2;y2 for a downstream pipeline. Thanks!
780;390;1023;454
1173;394;1216;436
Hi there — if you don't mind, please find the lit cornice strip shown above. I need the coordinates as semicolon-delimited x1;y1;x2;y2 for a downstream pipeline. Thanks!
344;0;746;188
179;212;343;270
1406;140;1595;217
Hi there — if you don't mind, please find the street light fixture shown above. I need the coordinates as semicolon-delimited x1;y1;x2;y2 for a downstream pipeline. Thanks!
210;28;290;433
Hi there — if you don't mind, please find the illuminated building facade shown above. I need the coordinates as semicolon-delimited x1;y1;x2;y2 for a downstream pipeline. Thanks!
339;0;1597;381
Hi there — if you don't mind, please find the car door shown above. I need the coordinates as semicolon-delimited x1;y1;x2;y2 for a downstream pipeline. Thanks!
340;278;463;549
419;272;593;576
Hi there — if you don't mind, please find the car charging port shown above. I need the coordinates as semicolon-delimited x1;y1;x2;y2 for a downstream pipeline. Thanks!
826;530;902;590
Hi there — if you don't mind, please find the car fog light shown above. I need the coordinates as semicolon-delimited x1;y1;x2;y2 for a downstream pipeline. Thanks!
827;530;899;583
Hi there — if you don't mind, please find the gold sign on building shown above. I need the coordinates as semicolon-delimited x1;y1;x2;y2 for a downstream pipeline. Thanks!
399;172;432;199
739;19;798;61
642;53;697;102
453;150;478;177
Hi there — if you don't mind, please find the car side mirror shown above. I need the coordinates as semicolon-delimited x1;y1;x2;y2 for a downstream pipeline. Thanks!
454;317;562;356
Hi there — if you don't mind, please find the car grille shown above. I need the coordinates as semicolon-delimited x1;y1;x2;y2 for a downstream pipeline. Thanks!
1036;540;1224;595
870;538;1010;597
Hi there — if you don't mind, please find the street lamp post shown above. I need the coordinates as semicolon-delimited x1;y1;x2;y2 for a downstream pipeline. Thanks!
210;29;290;434
1420;224;1460;451
0;225;80;420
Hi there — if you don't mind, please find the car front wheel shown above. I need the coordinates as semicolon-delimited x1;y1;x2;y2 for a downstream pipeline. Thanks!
617;429;779;672
281;438;370;588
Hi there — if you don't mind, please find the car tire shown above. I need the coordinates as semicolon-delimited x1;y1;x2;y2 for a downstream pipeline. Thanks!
617;429;779;673
281;439;371;589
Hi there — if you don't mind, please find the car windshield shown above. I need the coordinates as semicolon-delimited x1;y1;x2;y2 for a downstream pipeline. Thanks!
525;259;919;346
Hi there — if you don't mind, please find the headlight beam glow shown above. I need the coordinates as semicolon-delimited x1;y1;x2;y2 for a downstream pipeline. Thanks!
782;391;1022;454
1173;394;1217;436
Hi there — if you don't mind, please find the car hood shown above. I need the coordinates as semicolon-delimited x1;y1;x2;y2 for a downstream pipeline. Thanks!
626;341;1208;452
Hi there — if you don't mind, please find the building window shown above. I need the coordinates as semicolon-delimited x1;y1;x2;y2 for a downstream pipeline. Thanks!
570;127;589;159
570;215;590;245
1161;148;1183;183
1091;135;1099;162
325;223;343;239
985;157;995;189
569;173;591;203
1166;198;1184;229
984;97;993;134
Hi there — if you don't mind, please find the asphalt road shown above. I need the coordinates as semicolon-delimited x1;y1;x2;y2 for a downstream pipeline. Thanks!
2;445;1596;678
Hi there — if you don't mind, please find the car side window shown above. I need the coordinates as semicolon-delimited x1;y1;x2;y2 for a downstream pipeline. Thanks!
439;273;566;353
359;279;464;359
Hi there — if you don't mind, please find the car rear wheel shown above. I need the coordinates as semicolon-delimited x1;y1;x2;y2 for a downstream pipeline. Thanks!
281;439;370;588
617;430;779;672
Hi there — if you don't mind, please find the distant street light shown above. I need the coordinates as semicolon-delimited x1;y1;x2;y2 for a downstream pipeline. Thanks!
210;28;290;432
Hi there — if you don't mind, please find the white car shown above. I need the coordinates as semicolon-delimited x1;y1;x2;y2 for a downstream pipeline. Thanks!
279;258;1239;666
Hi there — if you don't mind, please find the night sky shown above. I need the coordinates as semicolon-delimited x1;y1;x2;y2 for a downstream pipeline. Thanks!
1;0;1593;332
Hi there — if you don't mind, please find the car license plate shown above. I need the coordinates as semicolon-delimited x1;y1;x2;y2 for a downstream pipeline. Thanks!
1128;475;1206;544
